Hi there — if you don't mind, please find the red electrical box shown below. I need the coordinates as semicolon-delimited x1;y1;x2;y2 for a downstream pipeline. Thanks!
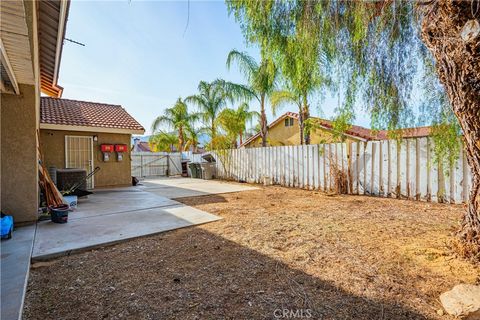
114;144;128;152
101;144;114;152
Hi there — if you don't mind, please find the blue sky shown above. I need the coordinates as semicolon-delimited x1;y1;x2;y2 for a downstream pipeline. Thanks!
59;0;371;135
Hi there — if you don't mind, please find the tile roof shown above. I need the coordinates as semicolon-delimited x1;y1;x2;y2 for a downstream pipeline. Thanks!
240;112;432;147
377;126;432;139
41;97;145;132
133;141;151;152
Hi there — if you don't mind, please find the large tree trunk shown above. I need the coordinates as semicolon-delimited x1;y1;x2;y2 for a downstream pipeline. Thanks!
421;0;480;259
298;109;305;145
211;120;216;149
178;127;184;151
260;94;268;147
302;95;311;145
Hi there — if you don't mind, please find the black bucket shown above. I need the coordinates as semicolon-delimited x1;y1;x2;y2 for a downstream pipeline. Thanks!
49;204;69;223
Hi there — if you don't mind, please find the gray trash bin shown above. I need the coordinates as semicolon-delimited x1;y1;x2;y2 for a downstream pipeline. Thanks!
200;153;216;180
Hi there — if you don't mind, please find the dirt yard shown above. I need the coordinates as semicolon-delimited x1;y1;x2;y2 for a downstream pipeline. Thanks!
24;185;479;319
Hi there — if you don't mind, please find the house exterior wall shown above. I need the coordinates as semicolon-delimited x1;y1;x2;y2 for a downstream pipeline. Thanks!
244;117;361;148
40;130;132;188
1;84;39;224
0;1;40;225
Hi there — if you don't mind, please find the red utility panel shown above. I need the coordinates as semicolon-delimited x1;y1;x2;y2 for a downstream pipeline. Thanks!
114;144;128;152
100;144;114;152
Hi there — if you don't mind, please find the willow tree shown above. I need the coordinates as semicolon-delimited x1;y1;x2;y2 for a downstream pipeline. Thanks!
151;98;197;151
227;0;480;259
226;50;277;147
272;6;328;145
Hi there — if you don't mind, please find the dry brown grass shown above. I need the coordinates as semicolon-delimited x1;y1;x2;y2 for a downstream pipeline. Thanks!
24;185;479;319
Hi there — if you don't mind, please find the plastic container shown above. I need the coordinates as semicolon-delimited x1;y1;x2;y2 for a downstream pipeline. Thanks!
188;163;198;178
63;195;77;210
50;204;69;224
1;214;13;239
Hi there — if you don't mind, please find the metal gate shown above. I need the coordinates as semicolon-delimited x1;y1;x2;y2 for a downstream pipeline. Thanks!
65;135;94;189
131;152;182;178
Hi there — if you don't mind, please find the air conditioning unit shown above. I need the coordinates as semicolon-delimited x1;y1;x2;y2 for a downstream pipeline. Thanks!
56;168;87;191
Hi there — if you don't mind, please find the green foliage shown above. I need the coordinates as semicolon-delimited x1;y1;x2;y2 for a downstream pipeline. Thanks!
151;97;199;150
218;102;259;147
226;0;462;162
205;135;231;151
226;49;278;146
270;89;301;116
151;98;193;133
184;124;203;152
430;121;462;173
331;109;355;142
186;80;252;148
226;49;278;104
149;131;177;152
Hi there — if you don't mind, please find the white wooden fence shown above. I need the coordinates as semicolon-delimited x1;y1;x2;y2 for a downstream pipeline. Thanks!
199;137;471;204
131;152;182;177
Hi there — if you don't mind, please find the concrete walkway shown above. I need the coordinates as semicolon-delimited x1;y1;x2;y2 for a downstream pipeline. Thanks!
32;190;220;261
1;225;35;320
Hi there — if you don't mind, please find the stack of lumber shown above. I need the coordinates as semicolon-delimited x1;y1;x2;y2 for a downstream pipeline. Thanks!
37;130;63;207
39;162;63;207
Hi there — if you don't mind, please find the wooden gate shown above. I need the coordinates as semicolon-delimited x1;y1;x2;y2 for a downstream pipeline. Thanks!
131;152;183;178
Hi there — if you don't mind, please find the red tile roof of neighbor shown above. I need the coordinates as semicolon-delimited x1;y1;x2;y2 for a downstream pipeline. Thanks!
40;97;145;132
241;112;432;147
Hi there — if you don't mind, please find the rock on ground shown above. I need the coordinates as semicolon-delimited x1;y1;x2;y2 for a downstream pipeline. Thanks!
440;284;480;319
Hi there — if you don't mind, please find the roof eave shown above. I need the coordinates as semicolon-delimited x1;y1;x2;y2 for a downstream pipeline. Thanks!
40;123;145;135
39;0;70;98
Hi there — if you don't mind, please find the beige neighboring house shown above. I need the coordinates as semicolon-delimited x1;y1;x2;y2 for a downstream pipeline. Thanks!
1;0;71;224
241;112;433;148
40;97;145;189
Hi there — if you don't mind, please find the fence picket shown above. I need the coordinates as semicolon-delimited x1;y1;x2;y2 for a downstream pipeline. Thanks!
135;137;471;204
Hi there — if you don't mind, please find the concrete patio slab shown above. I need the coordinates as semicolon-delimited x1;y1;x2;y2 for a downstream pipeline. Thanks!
31;178;259;261
32;203;220;261
70;188;177;219
140;177;258;199
1;225;35;320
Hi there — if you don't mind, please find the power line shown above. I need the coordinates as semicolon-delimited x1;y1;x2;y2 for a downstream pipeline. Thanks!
65;38;85;47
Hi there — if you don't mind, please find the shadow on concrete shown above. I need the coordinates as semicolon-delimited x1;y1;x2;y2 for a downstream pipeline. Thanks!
174;194;229;205
25;227;427;319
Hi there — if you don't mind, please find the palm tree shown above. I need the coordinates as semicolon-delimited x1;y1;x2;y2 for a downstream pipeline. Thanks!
149;131;177;152
184;124;202;153
226;49;277;147
218;102;259;147
151;98;197;151
186;80;252;149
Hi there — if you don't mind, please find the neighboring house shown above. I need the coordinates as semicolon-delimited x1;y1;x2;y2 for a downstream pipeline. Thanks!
241;112;432;148
1;0;70;224
40;97;145;189
132;138;152;152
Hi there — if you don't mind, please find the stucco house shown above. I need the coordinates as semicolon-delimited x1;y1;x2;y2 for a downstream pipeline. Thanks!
40;97;145;189
1;0;70;224
241;111;432;148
